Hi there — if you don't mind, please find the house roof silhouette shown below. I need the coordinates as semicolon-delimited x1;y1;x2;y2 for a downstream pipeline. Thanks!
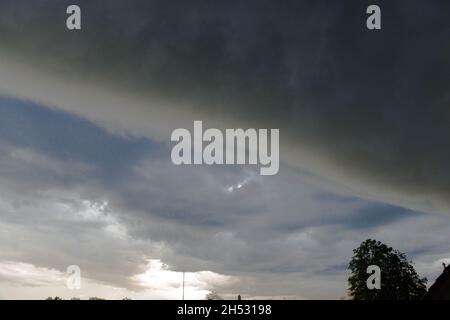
423;265;450;300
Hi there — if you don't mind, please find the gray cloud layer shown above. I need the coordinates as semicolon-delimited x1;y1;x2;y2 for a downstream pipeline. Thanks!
1;1;450;299
1;0;449;213
1;99;450;299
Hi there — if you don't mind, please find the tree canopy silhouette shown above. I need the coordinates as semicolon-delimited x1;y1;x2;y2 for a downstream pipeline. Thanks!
348;239;427;300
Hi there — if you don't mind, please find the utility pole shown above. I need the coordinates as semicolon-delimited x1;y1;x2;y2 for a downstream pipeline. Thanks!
182;271;185;300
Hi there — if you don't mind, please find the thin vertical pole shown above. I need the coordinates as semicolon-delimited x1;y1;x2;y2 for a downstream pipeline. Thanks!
182;271;185;300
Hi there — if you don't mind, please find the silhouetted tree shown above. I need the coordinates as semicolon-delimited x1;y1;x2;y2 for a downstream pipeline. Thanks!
348;239;427;300
205;291;223;300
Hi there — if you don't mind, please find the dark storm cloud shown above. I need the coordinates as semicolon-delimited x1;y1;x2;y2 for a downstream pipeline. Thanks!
2;0;450;298
1;0;449;212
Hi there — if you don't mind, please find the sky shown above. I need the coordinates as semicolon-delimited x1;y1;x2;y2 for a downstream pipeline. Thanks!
0;0;450;299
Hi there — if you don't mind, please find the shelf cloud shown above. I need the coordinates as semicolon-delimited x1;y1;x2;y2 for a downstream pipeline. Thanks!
1;0;450;299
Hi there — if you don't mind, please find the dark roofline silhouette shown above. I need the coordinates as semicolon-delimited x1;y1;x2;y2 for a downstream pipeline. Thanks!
423;265;450;300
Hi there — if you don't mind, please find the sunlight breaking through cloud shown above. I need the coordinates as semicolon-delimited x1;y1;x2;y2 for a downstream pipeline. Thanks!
132;259;234;300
